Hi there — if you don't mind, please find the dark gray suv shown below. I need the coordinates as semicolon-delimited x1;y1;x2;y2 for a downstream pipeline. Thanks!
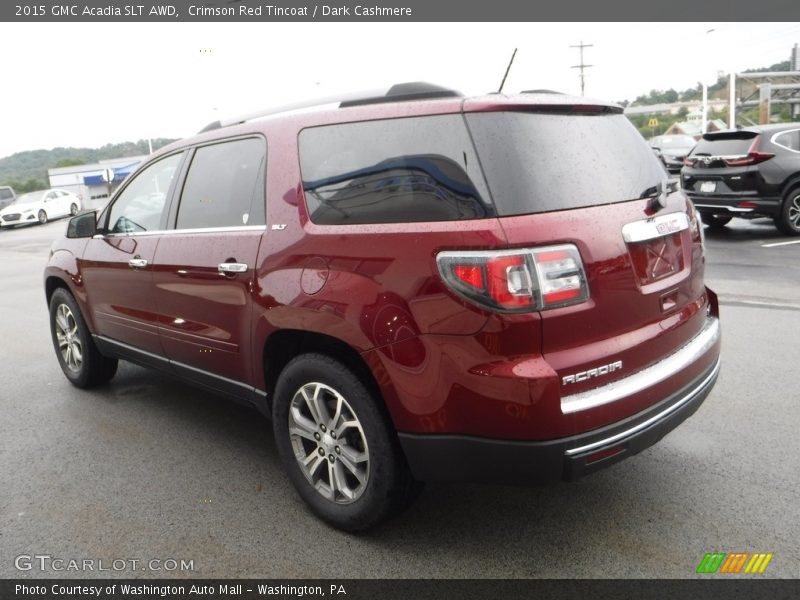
681;124;800;235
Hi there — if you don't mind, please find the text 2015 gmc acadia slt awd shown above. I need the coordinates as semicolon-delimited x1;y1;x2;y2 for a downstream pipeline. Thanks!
44;83;721;530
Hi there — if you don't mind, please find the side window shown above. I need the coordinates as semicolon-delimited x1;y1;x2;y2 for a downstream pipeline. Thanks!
298;115;493;225
773;130;800;152
107;152;183;234
175;138;266;230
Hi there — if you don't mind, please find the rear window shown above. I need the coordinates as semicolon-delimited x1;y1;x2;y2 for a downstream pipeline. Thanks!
691;132;757;157
465;112;665;216
299;115;493;225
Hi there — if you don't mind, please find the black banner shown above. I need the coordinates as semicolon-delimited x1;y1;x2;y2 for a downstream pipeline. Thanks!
2;580;800;600
3;0;800;22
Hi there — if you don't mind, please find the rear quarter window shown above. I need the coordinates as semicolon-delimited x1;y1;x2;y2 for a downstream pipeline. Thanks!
771;130;800;152
298;115;493;225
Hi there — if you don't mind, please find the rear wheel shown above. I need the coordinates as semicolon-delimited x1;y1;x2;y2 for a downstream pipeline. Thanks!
775;190;800;236
701;214;732;229
272;353;420;531
49;287;118;388
38;210;48;225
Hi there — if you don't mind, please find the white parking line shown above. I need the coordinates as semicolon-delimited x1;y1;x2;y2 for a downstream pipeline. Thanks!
761;239;800;248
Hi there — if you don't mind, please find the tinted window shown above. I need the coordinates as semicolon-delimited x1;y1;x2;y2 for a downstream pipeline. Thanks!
466;112;665;215
299;115;493;225
690;132;757;157
108;152;183;234
772;130;800;152
175;138;266;230
17;191;47;204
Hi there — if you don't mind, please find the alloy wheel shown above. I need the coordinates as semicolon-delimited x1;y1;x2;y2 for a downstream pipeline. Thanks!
789;194;800;231
288;381;370;504
54;303;82;372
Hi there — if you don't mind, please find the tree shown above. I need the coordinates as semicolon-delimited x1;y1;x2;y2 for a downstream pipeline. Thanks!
54;158;86;168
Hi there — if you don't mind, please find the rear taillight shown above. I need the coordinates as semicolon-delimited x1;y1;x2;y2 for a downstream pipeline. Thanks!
683;157;696;167
436;244;589;313
723;135;774;167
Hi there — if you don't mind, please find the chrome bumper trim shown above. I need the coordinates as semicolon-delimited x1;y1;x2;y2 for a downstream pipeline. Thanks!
561;317;720;415
564;357;719;457
694;204;755;213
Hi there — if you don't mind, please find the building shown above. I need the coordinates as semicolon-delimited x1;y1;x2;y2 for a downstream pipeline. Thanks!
624;99;728;117
48;156;146;210
663;119;728;139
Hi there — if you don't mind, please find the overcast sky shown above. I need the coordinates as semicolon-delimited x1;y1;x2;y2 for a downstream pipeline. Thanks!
1;21;798;159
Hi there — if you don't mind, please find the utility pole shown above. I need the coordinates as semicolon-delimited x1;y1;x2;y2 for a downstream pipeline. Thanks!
570;41;593;96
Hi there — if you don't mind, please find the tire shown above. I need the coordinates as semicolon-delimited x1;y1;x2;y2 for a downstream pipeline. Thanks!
272;353;420;531
702;214;732;229
49;287;118;388
70;203;78;216
775;189;800;236
38;209;48;224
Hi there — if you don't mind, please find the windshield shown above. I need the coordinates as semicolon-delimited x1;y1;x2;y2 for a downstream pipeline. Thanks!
16;191;47;204
659;136;695;150
466;112;666;215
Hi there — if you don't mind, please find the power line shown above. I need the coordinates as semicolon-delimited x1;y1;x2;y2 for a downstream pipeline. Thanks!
570;41;593;96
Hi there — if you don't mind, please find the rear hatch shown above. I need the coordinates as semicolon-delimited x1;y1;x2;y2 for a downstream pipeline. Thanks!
682;130;764;196
464;105;710;429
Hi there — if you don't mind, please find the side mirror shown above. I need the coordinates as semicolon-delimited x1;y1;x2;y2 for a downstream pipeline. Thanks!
67;211;98;238
652;147;662;156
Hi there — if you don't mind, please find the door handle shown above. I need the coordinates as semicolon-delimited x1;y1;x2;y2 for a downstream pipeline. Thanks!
218;262;248;274
128;258;148;269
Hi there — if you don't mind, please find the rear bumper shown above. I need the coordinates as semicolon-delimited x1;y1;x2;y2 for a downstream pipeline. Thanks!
398;351;720;484
685;194;781;217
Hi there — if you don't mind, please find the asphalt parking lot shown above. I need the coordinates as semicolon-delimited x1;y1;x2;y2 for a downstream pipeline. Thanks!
0;216;798;578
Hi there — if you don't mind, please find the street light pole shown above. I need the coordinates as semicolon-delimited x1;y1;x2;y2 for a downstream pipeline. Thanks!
702;83;708;135
702;28;716;135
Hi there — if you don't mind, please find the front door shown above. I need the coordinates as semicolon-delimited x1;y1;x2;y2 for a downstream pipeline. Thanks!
79;152;185;357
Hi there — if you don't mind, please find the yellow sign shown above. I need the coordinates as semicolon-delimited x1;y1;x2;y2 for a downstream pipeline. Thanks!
648;118;659;127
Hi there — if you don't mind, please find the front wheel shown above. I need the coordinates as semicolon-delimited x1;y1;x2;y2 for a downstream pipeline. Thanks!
49;287;118;388
775;190;800;236
272;353;420;531
38;209;48;224
70;203;78;216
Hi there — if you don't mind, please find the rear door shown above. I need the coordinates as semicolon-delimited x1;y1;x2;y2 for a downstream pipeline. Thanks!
465;110;709;414
79;151;185;356
151;136;266;393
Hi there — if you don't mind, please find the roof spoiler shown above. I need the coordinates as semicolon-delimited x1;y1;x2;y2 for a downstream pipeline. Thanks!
198;82;462;133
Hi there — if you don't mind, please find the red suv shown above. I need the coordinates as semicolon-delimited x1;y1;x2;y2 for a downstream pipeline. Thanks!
44;83;721;531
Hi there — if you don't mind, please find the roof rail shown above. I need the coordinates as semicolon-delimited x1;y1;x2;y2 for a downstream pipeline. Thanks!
521;89;565;94
198;82;462;133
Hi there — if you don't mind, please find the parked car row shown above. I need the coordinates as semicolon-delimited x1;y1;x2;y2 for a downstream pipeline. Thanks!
0;189;82;229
